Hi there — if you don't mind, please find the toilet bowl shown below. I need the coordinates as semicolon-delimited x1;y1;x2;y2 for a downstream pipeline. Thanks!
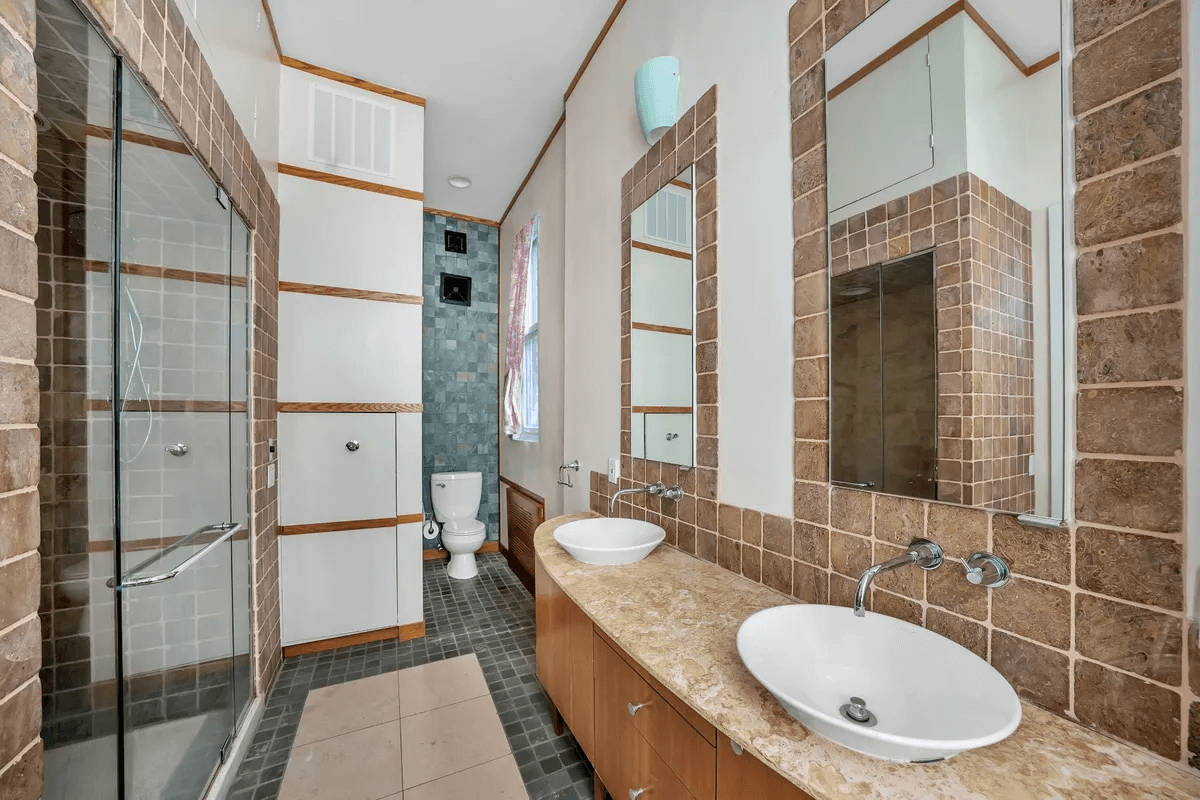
431;471;486;580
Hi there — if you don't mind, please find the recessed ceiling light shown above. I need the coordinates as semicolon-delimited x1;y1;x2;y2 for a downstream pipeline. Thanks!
448;176;472;189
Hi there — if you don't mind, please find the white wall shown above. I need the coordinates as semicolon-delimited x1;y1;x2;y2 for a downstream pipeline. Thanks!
177;0;280;185
563;0;796;516
276;64;426;641
500;128;567;528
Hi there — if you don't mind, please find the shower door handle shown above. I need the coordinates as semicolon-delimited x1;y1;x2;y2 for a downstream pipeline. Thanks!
108;522;241;590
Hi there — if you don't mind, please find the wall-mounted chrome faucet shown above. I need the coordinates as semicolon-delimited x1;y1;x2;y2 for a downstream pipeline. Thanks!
608;482;683;515
853;538;943;617
956;552;1011;588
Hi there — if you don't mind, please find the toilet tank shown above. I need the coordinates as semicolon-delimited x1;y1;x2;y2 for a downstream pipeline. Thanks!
430;471;483;522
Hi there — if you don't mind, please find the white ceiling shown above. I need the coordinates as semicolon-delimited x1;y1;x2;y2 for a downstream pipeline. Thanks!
271;0;618;222
826;0;1061;87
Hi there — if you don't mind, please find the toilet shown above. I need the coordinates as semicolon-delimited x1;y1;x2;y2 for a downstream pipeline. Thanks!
430;471;487;580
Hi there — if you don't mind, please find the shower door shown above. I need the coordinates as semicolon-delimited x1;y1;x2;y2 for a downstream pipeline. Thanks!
113;70;249;800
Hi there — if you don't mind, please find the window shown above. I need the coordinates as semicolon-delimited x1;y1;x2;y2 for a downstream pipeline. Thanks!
513;220;540;442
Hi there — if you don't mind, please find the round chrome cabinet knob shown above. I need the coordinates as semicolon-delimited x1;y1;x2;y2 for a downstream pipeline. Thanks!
345;440;360;452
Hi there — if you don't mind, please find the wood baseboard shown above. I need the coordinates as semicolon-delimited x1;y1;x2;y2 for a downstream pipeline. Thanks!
422;539;500;560
283;620;426;658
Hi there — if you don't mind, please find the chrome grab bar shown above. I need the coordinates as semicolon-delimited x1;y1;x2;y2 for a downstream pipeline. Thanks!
832;480;876;489
107;522;242;590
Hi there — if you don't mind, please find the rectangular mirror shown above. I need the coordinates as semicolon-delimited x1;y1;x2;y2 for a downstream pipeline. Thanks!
825;0;1066;518
631;167;695;467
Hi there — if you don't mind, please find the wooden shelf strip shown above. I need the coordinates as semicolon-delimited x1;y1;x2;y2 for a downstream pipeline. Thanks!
279;280;422;305
83;259;248;287
279;514;426;536
84;124;191;155
632;240;692;261
633;406;693;414
280;56;426;107
87;399;248;413
279;163;424;202
277;402;423;413
632;322;692;336
424;207;500;229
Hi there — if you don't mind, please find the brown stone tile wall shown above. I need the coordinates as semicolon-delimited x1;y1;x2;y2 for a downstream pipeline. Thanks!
829;174;1036;512
595;0;1197;776
0;1;47;794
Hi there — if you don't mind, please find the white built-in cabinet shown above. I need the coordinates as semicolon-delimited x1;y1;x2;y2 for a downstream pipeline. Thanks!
276;61;425;650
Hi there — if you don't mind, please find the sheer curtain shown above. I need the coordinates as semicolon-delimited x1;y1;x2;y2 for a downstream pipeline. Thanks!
503;218;535;436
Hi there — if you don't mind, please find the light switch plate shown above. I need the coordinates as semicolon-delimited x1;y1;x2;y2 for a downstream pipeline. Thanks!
608;457;620;484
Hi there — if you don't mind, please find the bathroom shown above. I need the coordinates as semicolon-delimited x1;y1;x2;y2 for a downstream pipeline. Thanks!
1;0;1197;798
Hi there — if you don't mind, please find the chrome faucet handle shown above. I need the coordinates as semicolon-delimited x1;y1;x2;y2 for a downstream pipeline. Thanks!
957;552;1011;588
646;482;667;495
659;485;683;501
907;538;944;570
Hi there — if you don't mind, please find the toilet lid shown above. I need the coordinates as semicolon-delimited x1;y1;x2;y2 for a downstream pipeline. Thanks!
442;519;485;535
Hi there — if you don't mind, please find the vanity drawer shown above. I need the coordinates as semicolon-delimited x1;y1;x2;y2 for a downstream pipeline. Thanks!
594;631;716;800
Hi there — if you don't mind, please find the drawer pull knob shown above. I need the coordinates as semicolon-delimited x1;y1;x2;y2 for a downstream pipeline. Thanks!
345;440;360;452
166;443;188;457
629;790;644;800
730;740;744;756
627;702;645;717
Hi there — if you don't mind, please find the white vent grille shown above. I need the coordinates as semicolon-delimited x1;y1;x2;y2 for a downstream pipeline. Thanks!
643;186;691;249
309;83;393;177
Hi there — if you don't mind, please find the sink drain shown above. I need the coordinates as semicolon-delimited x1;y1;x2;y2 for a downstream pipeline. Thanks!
839;696;878;727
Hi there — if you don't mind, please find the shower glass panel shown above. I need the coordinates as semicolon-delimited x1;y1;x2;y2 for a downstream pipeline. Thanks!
35;2;120;798
117;70;238;799
35;1;253;798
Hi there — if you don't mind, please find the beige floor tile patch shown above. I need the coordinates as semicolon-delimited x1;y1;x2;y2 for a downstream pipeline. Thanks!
293;671;400;747
397;653;491;718
402;755;527;800
400;695;512;789
279;720;403;800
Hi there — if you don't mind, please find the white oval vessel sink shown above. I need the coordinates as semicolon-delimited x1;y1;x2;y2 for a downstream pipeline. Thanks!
553;518;665;565
737;604;1020;763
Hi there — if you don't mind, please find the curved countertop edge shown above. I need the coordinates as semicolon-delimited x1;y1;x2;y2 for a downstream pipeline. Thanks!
534;513;1200;800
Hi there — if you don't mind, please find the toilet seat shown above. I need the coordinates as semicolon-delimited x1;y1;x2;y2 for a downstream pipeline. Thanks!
442;519;485;536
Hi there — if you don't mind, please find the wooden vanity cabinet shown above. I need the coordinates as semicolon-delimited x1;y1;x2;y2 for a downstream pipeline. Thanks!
537;563;815;800
534;559;594;755
716;731;816;800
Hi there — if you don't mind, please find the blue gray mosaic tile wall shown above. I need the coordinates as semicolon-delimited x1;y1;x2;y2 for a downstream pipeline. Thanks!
422;213;500;546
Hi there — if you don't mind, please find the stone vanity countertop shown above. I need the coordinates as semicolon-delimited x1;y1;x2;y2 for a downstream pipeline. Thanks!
535;513;1200;800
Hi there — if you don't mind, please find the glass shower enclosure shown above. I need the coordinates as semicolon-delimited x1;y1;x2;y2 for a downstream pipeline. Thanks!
35;1;252;798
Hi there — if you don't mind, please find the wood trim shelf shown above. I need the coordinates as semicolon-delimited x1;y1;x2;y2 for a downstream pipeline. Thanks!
424;207;500;229
83;259;248;287
280;56;426;107
87;527;249;553
827;1;1059;101
279;280;423;305
84;123;191;155
86;399;248;413
277;402;423;413
669;179;692;190
499;476;546;506
422;540;500;560
279;163;424;201
281;620;426;658
279;514;426;536
632;406;693;415
501;113;566;227
632;322;692;336
632;240;692;261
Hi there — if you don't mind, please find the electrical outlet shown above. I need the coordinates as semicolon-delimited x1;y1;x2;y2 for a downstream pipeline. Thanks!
608;457;620;484
267;463;276;488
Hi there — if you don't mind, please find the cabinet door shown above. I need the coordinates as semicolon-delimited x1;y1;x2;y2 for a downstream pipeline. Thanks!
535;560;569;712
280;527;399;645
279;412;397;525
566;600;594;756
716;732;815;800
